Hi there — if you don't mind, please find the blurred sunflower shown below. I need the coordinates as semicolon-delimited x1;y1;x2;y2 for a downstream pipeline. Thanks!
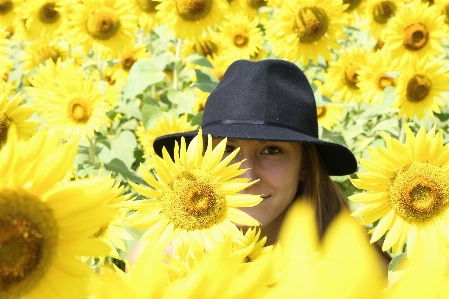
103;43;150;89
0;126;118;299
207;53;234;81
265;202;386;299
350;125;449;256
392;56;449;120
323;46;369;104
135;113;198;158
434;0;449;31
166;237;274;299
229;0;272;20
363;0;403;40
132;0;160;31
122;130;262;252
357;49;400;105
382;1;446;67
316;104;344;131
0;0;23;38
0;82;39;146
233;227;272;263
342;0;366;25
192;89;210;112
265;0;348;66
22;38;68;73
218;13;264;60
66;0;137;59
21;0;66;39
156;0;229;39
27;59;117;141
181;32;224;59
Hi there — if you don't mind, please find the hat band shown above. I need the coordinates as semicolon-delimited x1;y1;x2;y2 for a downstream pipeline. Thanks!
202;120;316;137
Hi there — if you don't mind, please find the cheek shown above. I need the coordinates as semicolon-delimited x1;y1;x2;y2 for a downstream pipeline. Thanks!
270;164;301;203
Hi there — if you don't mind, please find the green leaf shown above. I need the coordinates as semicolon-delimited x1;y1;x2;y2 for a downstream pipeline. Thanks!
123;59;166;100
104;158;147;186
114;99;142;120
167;88;196;114
194;69;218;93
371;118;399;135
98;130;137;169
185;53;213;68
141;104;167;129
388;252;407;272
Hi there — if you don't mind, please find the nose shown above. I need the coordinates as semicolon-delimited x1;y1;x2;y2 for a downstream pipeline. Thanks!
238;154;259;185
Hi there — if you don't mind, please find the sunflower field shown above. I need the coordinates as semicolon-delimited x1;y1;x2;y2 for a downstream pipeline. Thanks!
1;0;449;298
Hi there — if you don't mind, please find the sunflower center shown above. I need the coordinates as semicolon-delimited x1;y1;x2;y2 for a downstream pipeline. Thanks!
378;73;395;89
389;161;449;222
120;54;136;71
86;7;121;41
247;0;267;9
137;0;160;12
37;47;61;64
67;96;93;124
344;64;360;89
343;0;362;12
0;188;58;294
193;39;217;57
0;112;11;145
406;74;431;103
403;22;429;51
161;169;226;230
175;0;213;22
294;6;329;44
0;0;12;15
232;31;249;47
38;2;59;24
372;1;396;24
316;106;327;118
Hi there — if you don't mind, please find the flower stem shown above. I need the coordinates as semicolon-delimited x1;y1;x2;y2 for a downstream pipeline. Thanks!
399;115;407;143
88;137;96;165
173;38;182;90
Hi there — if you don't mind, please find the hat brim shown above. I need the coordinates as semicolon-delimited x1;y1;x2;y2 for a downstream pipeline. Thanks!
153;123;357;176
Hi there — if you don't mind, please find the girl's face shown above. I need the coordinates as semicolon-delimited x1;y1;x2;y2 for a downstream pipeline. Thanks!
212;138;305;228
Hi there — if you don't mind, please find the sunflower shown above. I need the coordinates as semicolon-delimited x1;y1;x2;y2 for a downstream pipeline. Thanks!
363;0;404;40
264;0;348;66
392;56;449;120
382;1;446;67
266;201;386;299
122;130;263;252
323;46;369;104
21;38;68;73
0;0;24;38
218;13;264;60
316;104;344;131
20;0;66;40
156;0;229;39
357;49;400;105
434;0;449;31
181;31;224;59
207;53;235;81
135;113;198;158
233;227;272;262
132;0;161;31
103;43;150;89
350;125;449;256
0;126;121;299
0;82;39;146
192;88;210;112
65;0;137;59
27;59;117;141
229;0;272;20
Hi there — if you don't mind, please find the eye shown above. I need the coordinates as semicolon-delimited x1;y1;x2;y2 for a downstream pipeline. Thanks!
225;145;237;153
261;146;281;154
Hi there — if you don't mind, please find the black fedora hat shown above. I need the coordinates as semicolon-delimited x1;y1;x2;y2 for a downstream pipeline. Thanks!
153;59;357;176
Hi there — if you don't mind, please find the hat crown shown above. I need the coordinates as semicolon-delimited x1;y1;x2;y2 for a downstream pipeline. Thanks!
202;60;318;138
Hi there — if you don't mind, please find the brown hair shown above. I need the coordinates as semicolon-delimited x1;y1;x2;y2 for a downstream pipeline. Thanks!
297;144;349;239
